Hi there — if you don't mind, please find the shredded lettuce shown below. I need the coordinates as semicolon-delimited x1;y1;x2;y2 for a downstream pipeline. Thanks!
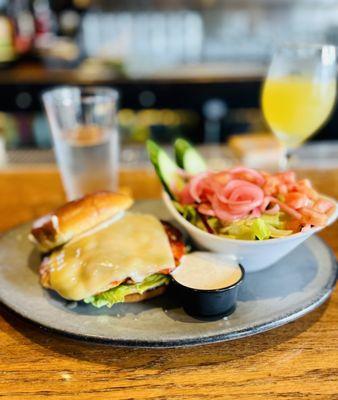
260;213;285;228
268;225;294;238
175;202;293;240
221;213;293;240
84;274;170;308
252;219;271;240
174;202;199;225
204;217;220;232
174;202;223;232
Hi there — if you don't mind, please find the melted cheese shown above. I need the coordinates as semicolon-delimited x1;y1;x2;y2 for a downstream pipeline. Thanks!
46;213;175;300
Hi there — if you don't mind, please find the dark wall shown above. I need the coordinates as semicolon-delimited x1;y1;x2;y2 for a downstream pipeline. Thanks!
0;79;337;144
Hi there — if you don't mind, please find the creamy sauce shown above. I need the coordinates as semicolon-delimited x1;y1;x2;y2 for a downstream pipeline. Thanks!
172;252;242;290
46;213;175;300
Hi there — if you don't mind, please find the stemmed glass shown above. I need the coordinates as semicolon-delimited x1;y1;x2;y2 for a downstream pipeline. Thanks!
262;44;337;169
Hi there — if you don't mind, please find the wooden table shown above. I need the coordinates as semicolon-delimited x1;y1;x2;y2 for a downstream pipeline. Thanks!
0;167;337;400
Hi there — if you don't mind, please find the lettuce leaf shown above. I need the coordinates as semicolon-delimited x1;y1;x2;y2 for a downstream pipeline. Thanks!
84;274;170;308
220;212;292;240
260;213;288;228
176;202;293;240
174;203;222;233
207;217;221;231
174;202;199;225
268;225;294;238
252;218;271;240
221;219;256;240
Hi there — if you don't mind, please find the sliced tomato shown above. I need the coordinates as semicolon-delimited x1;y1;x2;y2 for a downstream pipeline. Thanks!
161;221;186;265
159;268;171;275
110;279;124;286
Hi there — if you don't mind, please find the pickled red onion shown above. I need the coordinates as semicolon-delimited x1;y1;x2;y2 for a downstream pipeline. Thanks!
251;207;262;218
198;203;216;216
268;197;302;220
230;167;265;186
179;184;195;205
227;184;264;211
211;195;247;222
265;204;280;215
189;172;210;203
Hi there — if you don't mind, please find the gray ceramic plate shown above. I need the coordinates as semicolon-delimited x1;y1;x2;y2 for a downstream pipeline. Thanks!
0;200;336;348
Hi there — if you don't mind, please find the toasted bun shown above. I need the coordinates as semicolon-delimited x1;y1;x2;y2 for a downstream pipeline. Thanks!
30;191;133;252
124;285;167;303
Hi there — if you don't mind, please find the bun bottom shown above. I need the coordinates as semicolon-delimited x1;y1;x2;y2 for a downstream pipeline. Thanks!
124;285;167;303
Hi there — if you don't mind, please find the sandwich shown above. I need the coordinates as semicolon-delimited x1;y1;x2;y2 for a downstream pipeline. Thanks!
30;191;185;308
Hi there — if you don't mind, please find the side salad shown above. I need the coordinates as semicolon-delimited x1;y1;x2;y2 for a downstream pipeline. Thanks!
147;139;336;240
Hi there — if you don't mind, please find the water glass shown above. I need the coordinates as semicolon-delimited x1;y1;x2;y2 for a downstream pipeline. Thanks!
43;86;119;200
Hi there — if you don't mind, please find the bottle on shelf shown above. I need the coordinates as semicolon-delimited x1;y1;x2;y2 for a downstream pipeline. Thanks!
0;0;16;65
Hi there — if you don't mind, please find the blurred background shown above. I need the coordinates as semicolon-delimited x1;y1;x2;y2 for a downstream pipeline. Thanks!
0;0;337;167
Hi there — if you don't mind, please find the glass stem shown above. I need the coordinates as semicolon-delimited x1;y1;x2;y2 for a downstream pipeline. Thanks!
279;147;289;171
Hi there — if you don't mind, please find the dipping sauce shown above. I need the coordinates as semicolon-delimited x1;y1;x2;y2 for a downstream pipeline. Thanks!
172;252;242;290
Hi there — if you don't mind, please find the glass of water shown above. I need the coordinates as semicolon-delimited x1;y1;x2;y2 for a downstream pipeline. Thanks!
42;86;119;200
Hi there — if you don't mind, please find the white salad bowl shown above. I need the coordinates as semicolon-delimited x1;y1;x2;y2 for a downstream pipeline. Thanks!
163;192;338;272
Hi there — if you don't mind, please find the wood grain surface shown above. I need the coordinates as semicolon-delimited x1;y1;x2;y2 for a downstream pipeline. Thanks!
0;166;337;400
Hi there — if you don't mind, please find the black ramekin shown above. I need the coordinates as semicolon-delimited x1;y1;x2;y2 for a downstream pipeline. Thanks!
171;264;245;319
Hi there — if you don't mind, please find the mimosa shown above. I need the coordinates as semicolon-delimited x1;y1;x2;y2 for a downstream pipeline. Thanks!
262;76;336;148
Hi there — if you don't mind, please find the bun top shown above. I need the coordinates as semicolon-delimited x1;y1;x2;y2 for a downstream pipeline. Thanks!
30;191;133;252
